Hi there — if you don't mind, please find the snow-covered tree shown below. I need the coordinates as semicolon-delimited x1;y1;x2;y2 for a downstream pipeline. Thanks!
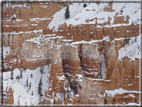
125;35;127;45
31;91;33;96
47;57;49;68
65;5;70;20
67;87;69;100
26;77;28;87
30;73;33;78
24;68;26;73
10;68;14;80
20;70;23;79
40;66;44;74
29;82;31;90
135;36;137;42
83;3;87;8
38;76;43;97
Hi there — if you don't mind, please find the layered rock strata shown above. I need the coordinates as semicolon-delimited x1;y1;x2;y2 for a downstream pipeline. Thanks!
82;43;100;79
40;46;75;104
62;44;83;94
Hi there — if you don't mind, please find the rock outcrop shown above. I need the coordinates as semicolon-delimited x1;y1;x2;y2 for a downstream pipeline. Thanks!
40;46;74;104
2;2;141;105
82;43;100;79
62;44;83;94
3;87;14;104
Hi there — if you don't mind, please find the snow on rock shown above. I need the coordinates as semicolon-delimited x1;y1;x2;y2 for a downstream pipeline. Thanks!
48;3;140;31
30;17;51;23
105;88;141;97
118;34;141;60
2;46;11;59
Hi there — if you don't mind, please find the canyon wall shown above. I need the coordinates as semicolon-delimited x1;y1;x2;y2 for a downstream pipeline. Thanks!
82;43;100;78
62;44;83;94
2;2;141;105
3;3;66;33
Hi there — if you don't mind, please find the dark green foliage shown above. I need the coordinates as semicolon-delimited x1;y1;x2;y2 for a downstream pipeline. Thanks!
31;91;33;96
135;36;137;42
16;75;20;80
30;73;33;78
83;3;87;7
65;5;70;20
70;80;78;94
24;68;26;73
38;76;43;97
125;35;127;44
20;70;23;78
10;68;14;80
67;87;69;99
131;21;134;25
29;82;31;90
40;66;44;74
47;58;49;68
114;31;116;34
26;77;28;87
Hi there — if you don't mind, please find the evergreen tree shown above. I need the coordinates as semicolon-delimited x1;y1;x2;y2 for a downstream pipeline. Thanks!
24;68;26;73
29;82;31;90
20;70;23;79
40;66;43;74
125;35;127;45
38;76;43;97
135;36;137;42
10;68;14;80
67;87;69;100
83;3;87;8
26;77;28;87
47;57;49;68
30;73;33;78
65;5;70;20
31;91;33;96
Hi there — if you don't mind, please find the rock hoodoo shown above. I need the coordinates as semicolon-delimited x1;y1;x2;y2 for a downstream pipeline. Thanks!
2;2;141;106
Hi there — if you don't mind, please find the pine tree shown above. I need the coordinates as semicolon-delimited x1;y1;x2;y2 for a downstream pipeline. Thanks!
31;91;33;96
26;77;28;87
20;70;23;79
47;58;49;68
29;82;31;90
135;36;137;42
125;35;127;45
40;66;43;74
24;68;26;73
30;73;33;78
65;5;70;20
67;87;69;100
10;68;14;80
83;3;87;8
38;76;43;97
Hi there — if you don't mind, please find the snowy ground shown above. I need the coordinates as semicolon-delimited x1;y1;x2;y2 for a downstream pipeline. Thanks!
118;34;141;61
3;64;51;105
48;3;140;31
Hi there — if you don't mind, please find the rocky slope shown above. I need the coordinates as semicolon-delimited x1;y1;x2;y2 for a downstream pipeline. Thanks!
2;2;141;106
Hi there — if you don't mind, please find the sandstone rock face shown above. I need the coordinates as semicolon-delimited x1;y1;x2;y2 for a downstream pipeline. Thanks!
2;2;141;105
62;44;83;94
40;46;75;104
3;87;14;104
3;3;65;33
82;43;100;79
